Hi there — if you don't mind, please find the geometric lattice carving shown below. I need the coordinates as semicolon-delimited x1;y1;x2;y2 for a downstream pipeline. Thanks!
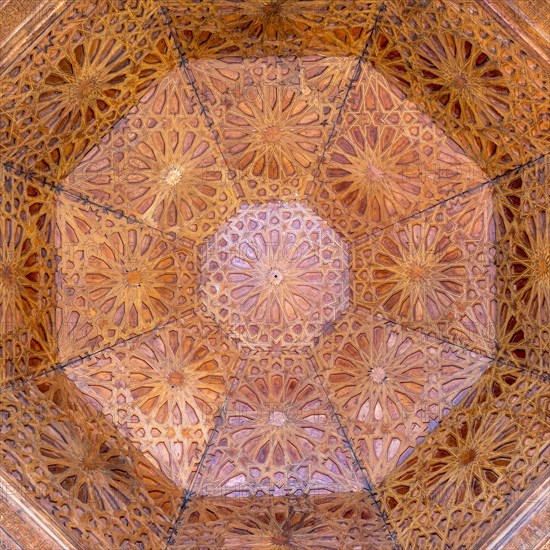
55;194;198;362
353;186;496;355
313;62;486;238
66;313;241;487
189;57;357;202
63;69;238;240
0;168;56;386
380;364;550;549
195;354;364;497
314;308;490;484
172;493;394;548
0;380;181;549
163;1;381;58
494;156;550;374
0;0;177;179
200;202;350;349
371;0;549;177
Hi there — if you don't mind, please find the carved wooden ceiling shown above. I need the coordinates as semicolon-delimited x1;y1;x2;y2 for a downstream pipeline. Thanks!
0;0;548;549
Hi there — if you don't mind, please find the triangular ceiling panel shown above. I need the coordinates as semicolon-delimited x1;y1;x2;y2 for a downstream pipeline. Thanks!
55;192;198;362
313;307;491;485
194;354;365;497
352;185;497;356
62;68;238;240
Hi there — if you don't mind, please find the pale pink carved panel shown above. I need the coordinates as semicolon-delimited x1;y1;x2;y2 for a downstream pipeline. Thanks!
194;354;364;497
200;202;350;349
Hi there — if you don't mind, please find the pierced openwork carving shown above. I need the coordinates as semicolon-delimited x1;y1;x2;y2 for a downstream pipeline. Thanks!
163;0;380;58
0;0;176;179
55;194;198;362
66;314;241;487
189;57;357;202
380;364;550;549
313;62;485;238
495;156;550;374
172;493;394;548
195;354;363;497
353;186;496;355
200;202;350;349
0;168;56;386
63;68;238;239
0;380;181;549
371;0;548;177
314;308;490;485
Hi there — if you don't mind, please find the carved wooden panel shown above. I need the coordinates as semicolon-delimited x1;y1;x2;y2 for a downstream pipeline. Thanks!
162;0;381;58
55;193;198;362
65;313;241;487
352;186;497;355
314;307;490;485
188;56;357;202
312;61;486;239
0;379;181;549
0;0;177;179
200;202;350;349
370;0;549;177
63;68;238;240
194;354;364;497
0;167;56;387
494;156;550;375
172;493;394;548
379;363;550;549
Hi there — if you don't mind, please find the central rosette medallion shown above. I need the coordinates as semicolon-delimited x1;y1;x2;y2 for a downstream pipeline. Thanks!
200;202;350;348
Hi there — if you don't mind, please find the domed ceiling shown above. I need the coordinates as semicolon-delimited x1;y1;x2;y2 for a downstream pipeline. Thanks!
0;0;548;549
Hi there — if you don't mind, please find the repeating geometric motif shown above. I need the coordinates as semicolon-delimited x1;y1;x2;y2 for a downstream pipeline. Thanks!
55;193;198;362
352;186;497;355
172;493;394;548
188;56;358;202
494;155;550;375
0;380;181;549
200;202;350;349
163;0;382;58
65;313;241;487
0;167;56;386
370;0;549;177
312;61;486;239
62;68;238;240
379;363;550;549
313;307;491;485
0;0;177;179
194;354;365;498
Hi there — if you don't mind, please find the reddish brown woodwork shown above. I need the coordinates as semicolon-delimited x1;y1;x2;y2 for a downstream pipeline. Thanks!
200;202;350;349
162;0;380;58
352;186;497;355
313;61;486;238
63;68;238;239
379;364;550;549
0;0;177;179
0;1;549;547
314;307;490;485
66;313;241;487
194;354;364;497
189;56;357;202
0;167;56;386
495;155;550;375
172;493;394;548
55;193;198;362
0;379;181;549
371;0;549;177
